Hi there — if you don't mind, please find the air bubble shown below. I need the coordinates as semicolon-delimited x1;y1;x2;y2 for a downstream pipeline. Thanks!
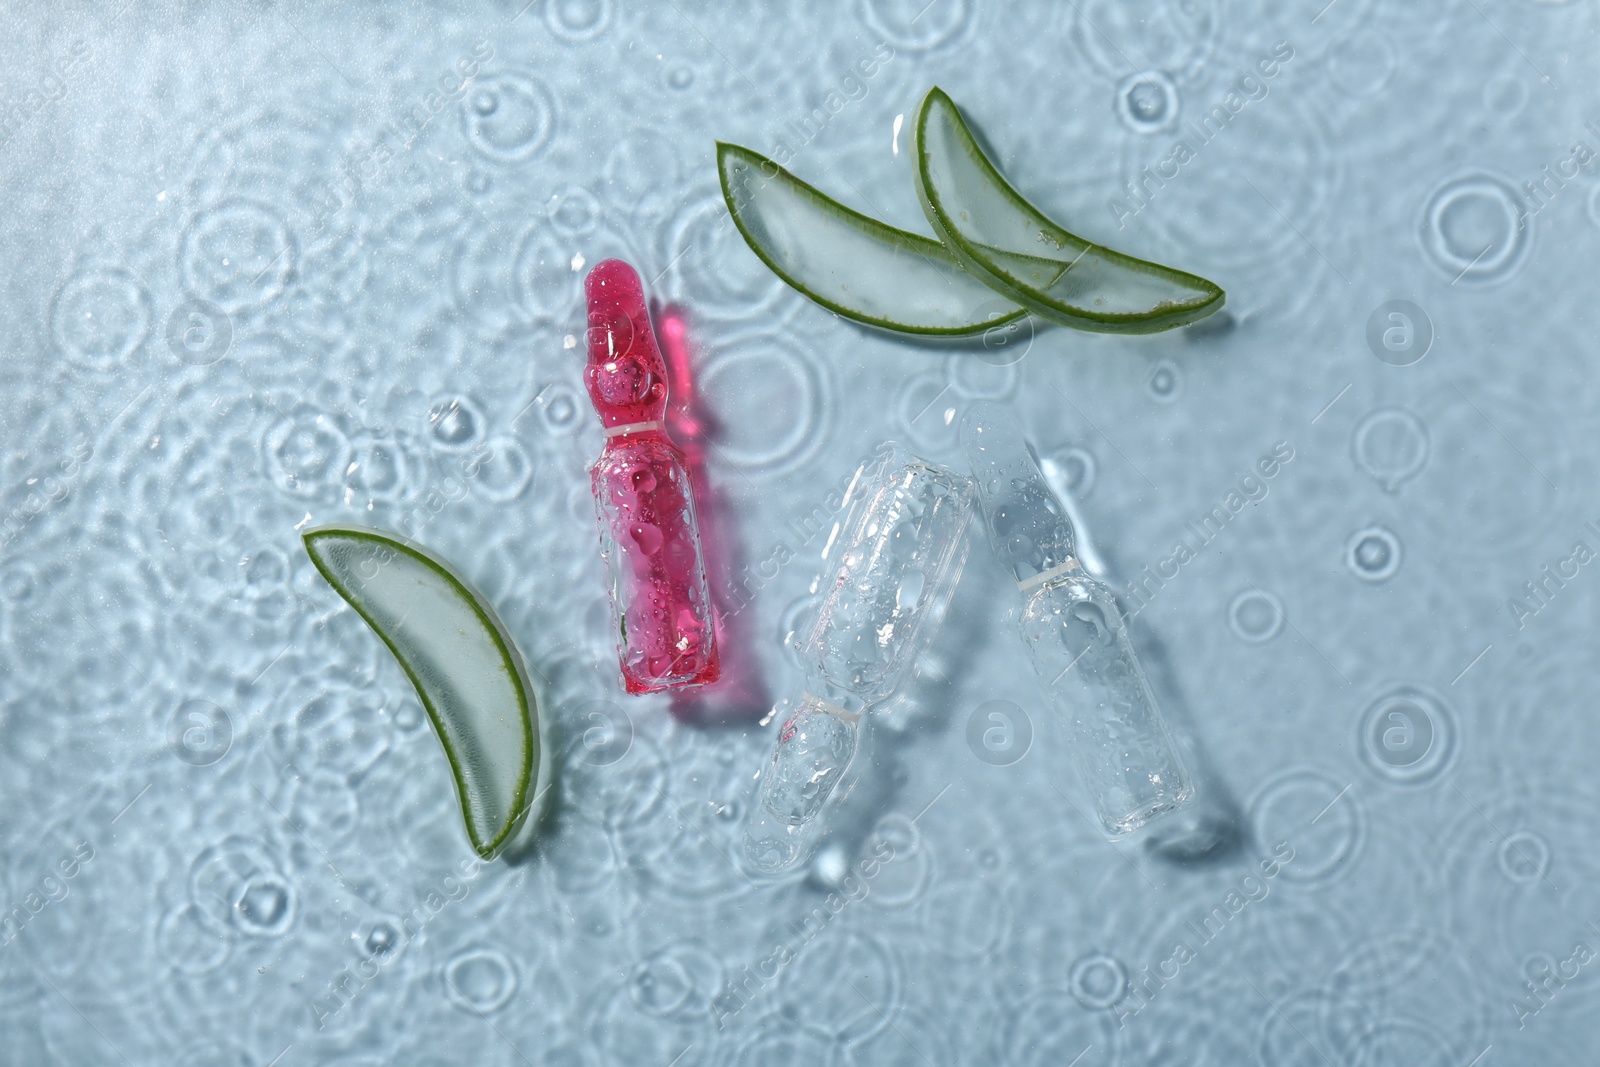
1148;361;1180;400
1069;952;1128;1010
1115;71;1179;133
1346;525;1402;582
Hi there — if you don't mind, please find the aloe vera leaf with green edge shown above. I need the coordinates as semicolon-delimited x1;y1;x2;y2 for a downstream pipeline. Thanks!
303;525;542;859
912;87;1225;334
717;141;1032;337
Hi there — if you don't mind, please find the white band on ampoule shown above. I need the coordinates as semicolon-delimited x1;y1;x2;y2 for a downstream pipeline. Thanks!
603;420;664;438
1017;557;1081;593
803;692;861;723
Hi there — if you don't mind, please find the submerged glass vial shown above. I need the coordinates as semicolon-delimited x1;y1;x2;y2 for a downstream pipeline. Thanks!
961;402;1192;836
744;445;974;872
581;259;719;694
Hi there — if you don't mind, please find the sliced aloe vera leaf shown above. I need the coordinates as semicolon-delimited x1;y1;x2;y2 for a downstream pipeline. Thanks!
717;141;1028;337
303;525;540;859
912;87;1225;334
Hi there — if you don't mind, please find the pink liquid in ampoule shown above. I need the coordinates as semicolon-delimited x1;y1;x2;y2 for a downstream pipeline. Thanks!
582;259;720;694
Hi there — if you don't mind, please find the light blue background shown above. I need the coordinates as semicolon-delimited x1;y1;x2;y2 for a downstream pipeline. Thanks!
2;1;1597;1063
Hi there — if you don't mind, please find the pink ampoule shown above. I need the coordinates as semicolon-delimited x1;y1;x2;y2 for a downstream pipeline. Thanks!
582;259;720;694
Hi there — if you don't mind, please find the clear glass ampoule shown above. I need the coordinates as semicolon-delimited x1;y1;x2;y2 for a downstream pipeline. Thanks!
743;444;974;873
961;402;1192;836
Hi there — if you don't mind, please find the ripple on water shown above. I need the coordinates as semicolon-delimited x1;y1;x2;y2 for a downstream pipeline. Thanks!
511;222;583;326
858;0;973;51
344;431;422;509
1004;989;1124;1067
846;1005;954;1066
51;266;153;371
945;353;1020;400
180;199;294;313
444;946;518;1013
1434;780;1600;978
470;436;536;502
601;129;681;220
583;979;703;1063
862;812;934;909
545;184;603;240
269;672;392;779
1322;930;1492;1064
186;836;296;939
1327;30;1397;98
663;190;789;322
559;730;667;831
262;403;354;500
1250;768;1365;884
1419;172;1530;285
155;902;231;974
460;72;554;164
545;0;612;42
733;1026;835;1067
289;767;362;847
1133;89;1333;305
634;746;754;901
698;333;826;472
628;940;723;1020
1069;0;1217;82
1253;989;1337;1067
779;929;900;1042
921;877;1011;961
1351;407;1429;492
1228;588;1284;643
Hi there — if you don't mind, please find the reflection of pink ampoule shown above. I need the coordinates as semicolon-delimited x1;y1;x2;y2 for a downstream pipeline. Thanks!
659;305;769;723
582;259;720;694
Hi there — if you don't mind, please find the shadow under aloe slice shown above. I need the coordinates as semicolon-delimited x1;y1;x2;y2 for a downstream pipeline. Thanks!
717;141;1030;336
912;86;1226;334
302;525;543;859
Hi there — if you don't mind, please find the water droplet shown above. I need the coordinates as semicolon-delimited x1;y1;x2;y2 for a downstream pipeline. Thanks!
629;522;663;555
1346;525;1402;582
1069;600;1115;645
1116;70;1179;133
234;880;291;935
1069;952;1128;1009
1148;362;1180;400
1228;589;1284;643
427;394;484;451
